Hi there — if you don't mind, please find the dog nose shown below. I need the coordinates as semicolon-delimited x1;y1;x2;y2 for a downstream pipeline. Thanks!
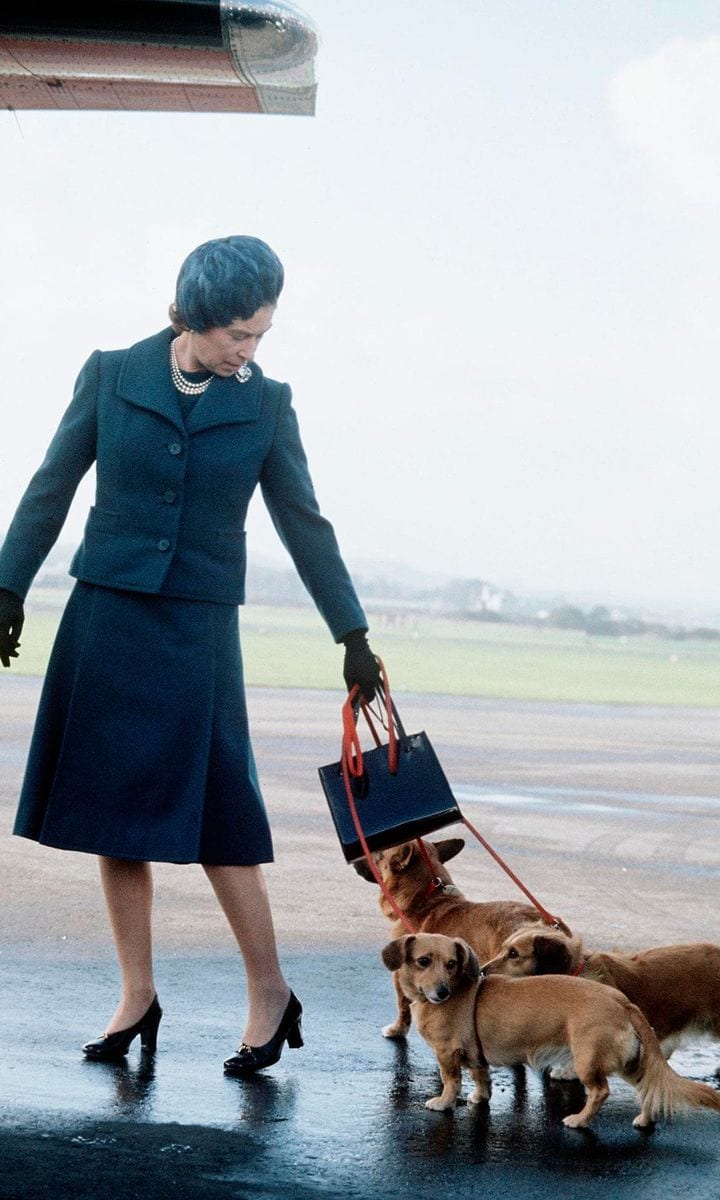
436;984;450;1001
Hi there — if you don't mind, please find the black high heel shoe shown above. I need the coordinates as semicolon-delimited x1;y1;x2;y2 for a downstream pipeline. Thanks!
82;995;162;1061
223;991;303;1075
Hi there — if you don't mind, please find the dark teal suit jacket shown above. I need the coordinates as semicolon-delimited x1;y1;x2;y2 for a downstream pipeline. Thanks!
0;327;366;641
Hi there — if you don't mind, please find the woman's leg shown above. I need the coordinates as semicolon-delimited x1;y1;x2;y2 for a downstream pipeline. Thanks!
98;856;157;1032
204;863;290;1046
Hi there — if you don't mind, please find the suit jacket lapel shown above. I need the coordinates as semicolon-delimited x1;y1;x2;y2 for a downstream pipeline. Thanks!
117;327;263;433
185;364;263;432
117;327;184;432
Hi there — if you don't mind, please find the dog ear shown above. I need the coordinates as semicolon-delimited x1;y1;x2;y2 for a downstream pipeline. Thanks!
388;843;415;872
352;857;377;884
381;936;414;972
455;939;480;983
532;935;573;975
435;838;465;863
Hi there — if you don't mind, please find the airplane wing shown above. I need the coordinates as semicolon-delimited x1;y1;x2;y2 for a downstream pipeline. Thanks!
0;1;318;115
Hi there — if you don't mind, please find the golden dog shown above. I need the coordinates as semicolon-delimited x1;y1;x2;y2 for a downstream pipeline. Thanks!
481;926;720;1061
381;932;720;1129
355;837;571;1038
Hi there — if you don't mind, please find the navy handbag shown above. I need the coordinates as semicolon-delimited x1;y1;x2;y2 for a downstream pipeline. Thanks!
318;671;462;864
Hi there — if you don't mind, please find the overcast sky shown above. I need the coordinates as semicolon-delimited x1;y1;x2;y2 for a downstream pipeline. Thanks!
2;1;719;621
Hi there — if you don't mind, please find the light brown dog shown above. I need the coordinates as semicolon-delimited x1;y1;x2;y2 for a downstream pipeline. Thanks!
355;837;571;1038
381;932;720;1129
481;926;720;1061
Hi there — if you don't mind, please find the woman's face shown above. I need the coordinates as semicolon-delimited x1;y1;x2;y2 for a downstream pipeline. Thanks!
186;305;276;376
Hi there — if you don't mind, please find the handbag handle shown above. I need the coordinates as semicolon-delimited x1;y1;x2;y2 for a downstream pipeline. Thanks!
341;657;400;780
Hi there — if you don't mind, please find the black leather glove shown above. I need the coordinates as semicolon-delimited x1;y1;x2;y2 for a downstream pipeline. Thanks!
0;588;24;668
342;628;382;701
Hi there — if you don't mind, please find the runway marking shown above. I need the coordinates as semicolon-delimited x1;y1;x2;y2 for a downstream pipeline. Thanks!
454;784;720;819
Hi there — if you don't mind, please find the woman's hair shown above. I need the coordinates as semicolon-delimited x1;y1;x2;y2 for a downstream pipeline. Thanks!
169;235;284;332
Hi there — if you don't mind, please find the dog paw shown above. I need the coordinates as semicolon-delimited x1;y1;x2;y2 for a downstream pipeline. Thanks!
562;1113;588;1129
425;1096;455;1112
467;1087;490;1105
382;1023;409;1039
632;1113;655;1131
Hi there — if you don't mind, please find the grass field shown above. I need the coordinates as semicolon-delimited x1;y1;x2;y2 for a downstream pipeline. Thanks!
8;591;720;707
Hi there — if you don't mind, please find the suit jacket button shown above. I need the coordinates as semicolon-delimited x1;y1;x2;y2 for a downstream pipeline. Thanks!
157;539;171;552
163;490;177;503
168;442;182;455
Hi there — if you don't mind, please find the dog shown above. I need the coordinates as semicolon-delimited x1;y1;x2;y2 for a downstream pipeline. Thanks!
355;837;572;1038
381;932;720;1129
480;926;720;1062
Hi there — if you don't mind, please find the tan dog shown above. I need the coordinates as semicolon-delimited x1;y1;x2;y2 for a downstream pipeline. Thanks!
381;932;720;1129
355;837;571;1038
481;926;720;1061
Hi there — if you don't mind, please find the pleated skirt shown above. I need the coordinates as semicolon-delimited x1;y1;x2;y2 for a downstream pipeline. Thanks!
13;582;273;864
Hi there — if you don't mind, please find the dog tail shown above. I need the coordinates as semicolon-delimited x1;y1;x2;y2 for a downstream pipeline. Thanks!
628;1007;720;1122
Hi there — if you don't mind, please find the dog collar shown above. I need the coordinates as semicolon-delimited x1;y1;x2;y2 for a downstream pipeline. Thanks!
569;959;587;977
421;878;461;900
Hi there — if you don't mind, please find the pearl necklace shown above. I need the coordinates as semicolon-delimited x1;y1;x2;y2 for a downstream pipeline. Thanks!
170;339;213;395
170;338;253;394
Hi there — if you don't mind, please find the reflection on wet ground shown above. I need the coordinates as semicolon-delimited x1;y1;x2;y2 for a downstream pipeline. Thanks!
2;949;719;1199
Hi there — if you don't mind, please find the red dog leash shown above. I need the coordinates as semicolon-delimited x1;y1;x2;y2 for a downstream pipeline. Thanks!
459;814;562;928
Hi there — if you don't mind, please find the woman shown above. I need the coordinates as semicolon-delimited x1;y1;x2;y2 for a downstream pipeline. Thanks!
0;235;381;1074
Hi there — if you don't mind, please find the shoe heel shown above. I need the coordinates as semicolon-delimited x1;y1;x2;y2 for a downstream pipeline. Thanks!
140;1001;162;1053
140;1024;159;1053
286;1019;303;1049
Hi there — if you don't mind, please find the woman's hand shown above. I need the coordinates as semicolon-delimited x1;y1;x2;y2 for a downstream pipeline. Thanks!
0;588;24;667
342;629;382;701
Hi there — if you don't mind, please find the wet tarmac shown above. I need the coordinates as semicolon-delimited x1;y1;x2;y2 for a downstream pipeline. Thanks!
2;947;720;1200
1;680;719;1198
